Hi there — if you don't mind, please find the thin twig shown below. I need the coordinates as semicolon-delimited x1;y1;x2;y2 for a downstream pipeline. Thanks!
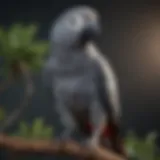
0;62;34;132
0;134;126;160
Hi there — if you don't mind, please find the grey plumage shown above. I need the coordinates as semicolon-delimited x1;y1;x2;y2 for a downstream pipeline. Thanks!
42;5;122;149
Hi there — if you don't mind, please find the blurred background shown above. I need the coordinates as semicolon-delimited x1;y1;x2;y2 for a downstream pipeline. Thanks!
0;0;160;153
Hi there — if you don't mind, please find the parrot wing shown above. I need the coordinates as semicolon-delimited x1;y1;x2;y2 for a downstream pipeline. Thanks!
86;42;122;125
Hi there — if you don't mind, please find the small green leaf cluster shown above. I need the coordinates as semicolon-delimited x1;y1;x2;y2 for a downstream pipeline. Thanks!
124;131;160;160
0;24;49;76
11;118;53;140
0;107;160;159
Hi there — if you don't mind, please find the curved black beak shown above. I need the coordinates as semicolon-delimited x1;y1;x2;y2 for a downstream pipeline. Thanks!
79;21;101;46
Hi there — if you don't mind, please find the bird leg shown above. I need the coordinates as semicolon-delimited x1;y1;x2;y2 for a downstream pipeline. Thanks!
88;114;106;147
55;101;76;141
86;101;107;148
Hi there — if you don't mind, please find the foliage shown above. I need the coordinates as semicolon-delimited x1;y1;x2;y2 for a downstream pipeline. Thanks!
0;106;53;139
0;105;53;139
1;106;160;159
0;24;49;76
124;131;160;160
11;118;53;139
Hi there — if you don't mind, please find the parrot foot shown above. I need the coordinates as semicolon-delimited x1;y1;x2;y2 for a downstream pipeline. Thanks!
82;138;100;149
88;138;99;148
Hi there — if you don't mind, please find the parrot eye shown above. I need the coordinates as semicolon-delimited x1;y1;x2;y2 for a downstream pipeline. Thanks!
66;14;84;31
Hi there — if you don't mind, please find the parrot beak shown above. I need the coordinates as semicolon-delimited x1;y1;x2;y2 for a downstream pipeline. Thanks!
85;10;101;36
79;22;101;46
86;21;101;37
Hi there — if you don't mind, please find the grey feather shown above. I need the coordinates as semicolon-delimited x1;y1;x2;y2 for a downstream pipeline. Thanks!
86;42;121;124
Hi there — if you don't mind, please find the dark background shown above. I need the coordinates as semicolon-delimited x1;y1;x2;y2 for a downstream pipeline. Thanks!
0;0;160;158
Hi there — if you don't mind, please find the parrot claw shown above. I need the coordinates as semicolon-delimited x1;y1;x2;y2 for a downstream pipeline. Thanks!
82;138;100;149
89;139;99;148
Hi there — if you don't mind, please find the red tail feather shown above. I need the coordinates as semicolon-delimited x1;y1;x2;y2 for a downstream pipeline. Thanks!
85;122;127;156
85;122;114;137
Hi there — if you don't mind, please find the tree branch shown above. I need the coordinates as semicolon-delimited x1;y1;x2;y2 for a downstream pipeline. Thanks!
0;62;34;132
0;134;126;160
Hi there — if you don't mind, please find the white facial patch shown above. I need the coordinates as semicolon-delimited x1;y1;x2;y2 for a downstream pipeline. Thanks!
65;14;85;32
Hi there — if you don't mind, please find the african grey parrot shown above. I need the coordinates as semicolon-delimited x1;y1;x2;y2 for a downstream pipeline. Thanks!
43;5;125;155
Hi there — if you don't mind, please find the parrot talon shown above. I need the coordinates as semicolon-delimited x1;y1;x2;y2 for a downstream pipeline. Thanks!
83;138;100;149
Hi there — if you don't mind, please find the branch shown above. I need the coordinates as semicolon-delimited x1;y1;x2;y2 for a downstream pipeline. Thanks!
0;134;126;160
0;62;34;132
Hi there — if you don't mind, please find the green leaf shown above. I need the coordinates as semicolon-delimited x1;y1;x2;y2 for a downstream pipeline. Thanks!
0;23;49;73
145;132;157;145
20;25;38;46
10;117;54;140
41;127;53;139
31;118;44;138
125;131;160;160
19;121;30;138
29;41;48;55
7;24;23;49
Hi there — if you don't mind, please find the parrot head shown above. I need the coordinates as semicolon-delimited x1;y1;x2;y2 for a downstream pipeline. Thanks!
50;6;101;48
